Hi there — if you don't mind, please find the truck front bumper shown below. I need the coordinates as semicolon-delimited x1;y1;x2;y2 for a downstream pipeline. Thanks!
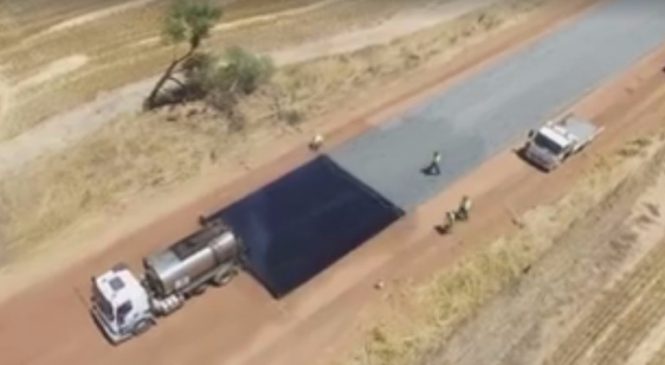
91;306;131;344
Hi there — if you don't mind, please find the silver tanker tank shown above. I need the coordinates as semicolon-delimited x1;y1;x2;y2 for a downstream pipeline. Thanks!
143;219;241;298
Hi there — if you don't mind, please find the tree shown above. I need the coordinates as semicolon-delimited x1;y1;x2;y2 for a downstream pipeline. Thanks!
144;0;222;109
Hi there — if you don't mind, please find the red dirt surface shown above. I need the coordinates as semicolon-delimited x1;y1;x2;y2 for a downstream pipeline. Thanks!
5;1;661;364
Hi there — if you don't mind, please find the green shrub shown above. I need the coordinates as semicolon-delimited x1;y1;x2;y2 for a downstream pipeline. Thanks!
218;46;275;94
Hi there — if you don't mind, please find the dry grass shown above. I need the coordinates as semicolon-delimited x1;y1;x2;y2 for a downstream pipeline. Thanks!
0;0;457;139
617;137;654;158
342;134;665;365
0;106;224;255
0;0;327;138
0;0;552;258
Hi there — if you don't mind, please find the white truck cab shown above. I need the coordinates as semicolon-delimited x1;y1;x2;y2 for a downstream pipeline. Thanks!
91;264;154;344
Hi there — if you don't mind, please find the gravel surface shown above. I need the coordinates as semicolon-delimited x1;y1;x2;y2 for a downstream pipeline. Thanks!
330;0;665;210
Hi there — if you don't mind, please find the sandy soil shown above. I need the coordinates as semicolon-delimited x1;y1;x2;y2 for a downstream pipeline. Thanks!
41;0;159;35
212;0;338;33
1;1;663;365
270;0;499;65
0;73;8;122
17;54;89;90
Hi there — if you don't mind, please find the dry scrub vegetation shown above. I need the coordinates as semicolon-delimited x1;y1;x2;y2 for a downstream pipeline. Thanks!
1;0;500;139
0;0;324;137
343;132;665;365
0;0;548;260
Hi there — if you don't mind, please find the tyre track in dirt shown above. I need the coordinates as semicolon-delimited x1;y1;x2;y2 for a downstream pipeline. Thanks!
590;266;665;365
0;74;9;122
543;245;665;365
646;340;665;365
543;201;665;365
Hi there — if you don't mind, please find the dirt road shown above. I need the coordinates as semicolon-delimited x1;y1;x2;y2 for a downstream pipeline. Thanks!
1;2;664;365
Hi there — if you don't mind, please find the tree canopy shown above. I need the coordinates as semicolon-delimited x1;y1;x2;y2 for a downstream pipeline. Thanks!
164;0;222;50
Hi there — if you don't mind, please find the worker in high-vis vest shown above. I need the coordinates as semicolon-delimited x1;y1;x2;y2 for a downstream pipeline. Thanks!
426;151;442;175
457;195;472;221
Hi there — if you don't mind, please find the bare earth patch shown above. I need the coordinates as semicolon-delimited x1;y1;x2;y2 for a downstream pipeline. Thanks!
271;0;499;65
0;74;9;123
17;54;89;90
40;0;158;35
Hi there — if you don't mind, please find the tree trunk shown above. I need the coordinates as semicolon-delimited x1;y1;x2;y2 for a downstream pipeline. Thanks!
144;47;196;110
144;59;179;110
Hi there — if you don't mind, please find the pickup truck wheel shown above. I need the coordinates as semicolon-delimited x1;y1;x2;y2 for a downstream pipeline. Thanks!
132;319;153;336
212;268;237;287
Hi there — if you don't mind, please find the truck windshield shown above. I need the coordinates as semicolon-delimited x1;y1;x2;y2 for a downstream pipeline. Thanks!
533;133;564;155
93;284;115;321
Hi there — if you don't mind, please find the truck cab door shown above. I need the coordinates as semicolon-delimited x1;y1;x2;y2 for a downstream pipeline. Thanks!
116;301;134;332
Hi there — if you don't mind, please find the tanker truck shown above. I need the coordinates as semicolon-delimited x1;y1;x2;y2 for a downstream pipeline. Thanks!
90;216;243;344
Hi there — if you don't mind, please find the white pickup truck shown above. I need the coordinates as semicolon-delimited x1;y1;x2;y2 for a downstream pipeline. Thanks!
522;113;604;171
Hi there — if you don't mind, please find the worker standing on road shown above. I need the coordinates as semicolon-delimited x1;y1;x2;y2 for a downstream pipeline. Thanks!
425;151;442;175
456;195;472;221
310;133;324;151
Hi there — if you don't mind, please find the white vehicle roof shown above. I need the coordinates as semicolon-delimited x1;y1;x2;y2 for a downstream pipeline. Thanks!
538;125;572;147
539;114;598;147
95;266;145;306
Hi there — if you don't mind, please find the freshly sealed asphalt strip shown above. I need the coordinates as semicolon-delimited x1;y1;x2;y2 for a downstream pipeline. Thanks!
329;0;665;210
214;156;404;298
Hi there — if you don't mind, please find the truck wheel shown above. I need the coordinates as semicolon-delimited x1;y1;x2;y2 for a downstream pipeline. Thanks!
191;285;207;296
212;269;237;287
132;319;153;336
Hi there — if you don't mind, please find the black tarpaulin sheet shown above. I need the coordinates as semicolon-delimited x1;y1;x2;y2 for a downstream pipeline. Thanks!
216;156;404;298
